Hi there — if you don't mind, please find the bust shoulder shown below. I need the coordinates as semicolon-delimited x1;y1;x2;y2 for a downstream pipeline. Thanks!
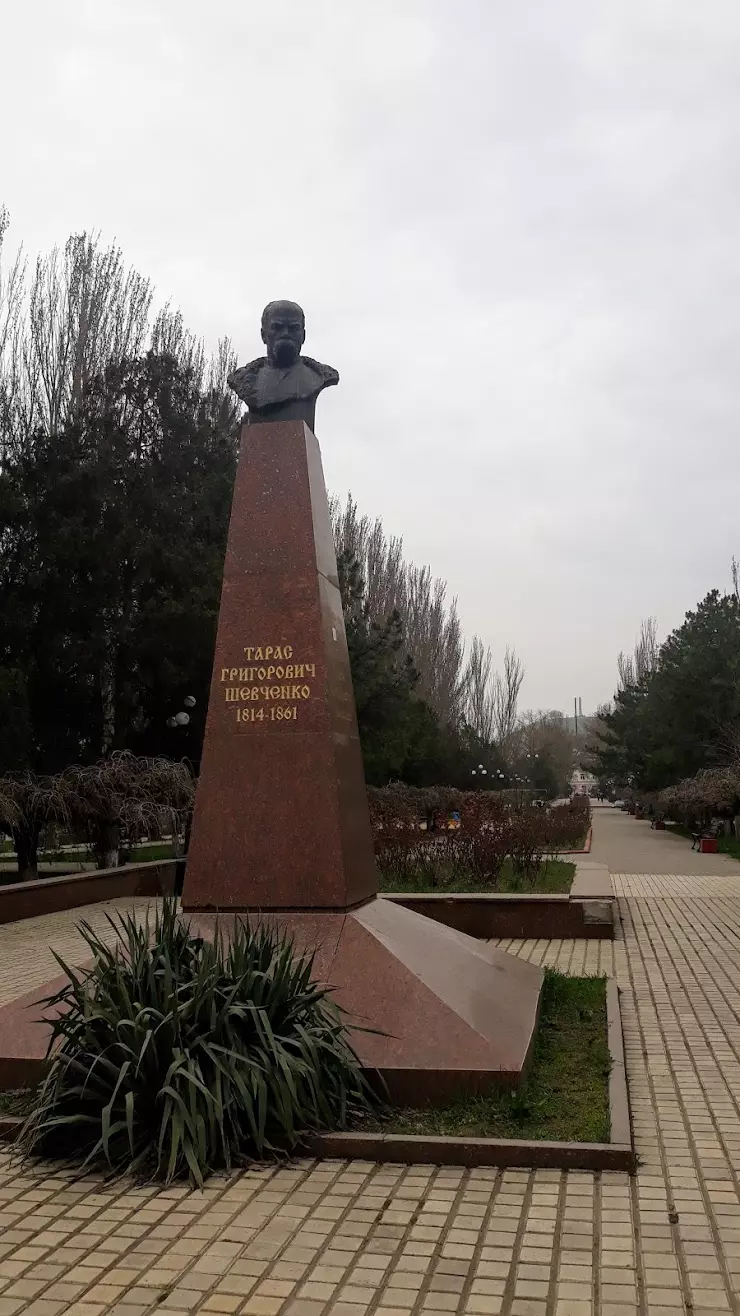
227;357;267;407
228;355;339;410
300;357;340;387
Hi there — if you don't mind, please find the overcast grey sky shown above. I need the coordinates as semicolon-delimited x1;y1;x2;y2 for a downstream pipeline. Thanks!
2;1;739;713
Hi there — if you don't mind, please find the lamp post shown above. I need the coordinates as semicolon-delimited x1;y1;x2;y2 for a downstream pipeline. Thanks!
166;697;196;731
164;697;197;896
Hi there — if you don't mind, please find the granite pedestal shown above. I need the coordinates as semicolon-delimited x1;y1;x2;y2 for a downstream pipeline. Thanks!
182;421;375;911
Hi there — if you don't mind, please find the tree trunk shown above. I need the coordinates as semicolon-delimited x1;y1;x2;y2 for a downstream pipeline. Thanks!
174;812;193;897
12;822;40;883
94;821;120;869
100;642;116;755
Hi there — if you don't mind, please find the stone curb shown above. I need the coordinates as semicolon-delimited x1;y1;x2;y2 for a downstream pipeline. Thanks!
606;979;632;1150
0;861;177;926
557;824;593;855
570;861;613;899
304;1131;633;1171
382;857;615;940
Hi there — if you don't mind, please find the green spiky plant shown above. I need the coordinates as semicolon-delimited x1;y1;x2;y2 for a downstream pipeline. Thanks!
19;900;377;1183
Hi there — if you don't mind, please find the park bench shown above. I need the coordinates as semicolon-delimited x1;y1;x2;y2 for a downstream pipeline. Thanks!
691;820;724;851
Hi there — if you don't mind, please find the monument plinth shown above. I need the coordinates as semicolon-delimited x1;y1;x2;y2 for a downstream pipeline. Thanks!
182;420;376;911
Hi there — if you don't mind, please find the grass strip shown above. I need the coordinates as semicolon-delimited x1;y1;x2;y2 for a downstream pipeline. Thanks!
364;970;610;1143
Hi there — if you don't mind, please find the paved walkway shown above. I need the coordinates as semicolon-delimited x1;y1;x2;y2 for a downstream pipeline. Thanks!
1;813;740;1315
589;807;739;876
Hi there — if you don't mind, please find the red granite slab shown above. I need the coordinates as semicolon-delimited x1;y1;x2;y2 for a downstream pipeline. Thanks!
189;899;544;1103
0;972;68;1088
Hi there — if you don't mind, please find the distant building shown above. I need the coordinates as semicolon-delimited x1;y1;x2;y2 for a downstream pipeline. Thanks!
570;768;598;796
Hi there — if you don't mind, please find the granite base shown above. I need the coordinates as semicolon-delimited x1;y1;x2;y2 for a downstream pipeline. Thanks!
188;897;543;1102
0;898;543;1103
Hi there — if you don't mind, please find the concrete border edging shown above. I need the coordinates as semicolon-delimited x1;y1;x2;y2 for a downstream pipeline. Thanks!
557;824;593;855
304;1132;632;1172
0;861;177;925
607;979;632;1150
382;861;615;941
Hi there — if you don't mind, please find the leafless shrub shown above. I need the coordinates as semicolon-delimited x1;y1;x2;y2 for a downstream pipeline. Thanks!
659;766;740;826
61;752;195;868
368;785;588;890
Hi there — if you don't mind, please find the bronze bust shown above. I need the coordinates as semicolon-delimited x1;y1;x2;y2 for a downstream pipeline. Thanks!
228;300;338;430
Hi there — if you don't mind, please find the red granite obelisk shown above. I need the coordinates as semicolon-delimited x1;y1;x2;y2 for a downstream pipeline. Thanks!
182;420;377;911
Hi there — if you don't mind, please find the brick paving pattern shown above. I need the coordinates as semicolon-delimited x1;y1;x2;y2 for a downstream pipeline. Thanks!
0;812;740;1313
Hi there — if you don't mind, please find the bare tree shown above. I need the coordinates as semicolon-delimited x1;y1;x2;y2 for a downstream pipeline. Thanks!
617;616;658;690
151;303;206;381
405;565;466;726
464;637;495;742
634;614;658;682
517;708;574;791
492;646;524;751
0;219;240;464
330;493;467;726
0;206;26;469
0;226;153;456
0;217;242;756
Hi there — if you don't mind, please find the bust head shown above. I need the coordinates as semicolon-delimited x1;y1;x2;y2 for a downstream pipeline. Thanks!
227;301;338;427
261;300;306;368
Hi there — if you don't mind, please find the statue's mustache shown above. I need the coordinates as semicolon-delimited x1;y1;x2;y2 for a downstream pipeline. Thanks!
273;339;297;362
